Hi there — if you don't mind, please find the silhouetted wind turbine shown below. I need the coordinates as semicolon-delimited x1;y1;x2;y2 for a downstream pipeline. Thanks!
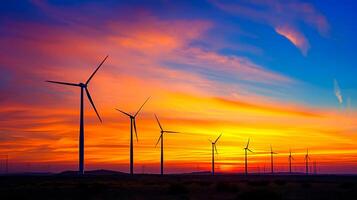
270;145;278;174
243;139;253;175
305;148;310;175
46;55;108;175
209;134;222;176
154;114;179;175
116;97;150;175
288;149;294;174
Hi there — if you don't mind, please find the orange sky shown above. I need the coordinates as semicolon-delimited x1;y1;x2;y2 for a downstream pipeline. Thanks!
0;1;357;174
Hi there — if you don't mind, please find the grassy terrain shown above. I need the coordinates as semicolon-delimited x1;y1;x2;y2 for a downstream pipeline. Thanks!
0;173;356;199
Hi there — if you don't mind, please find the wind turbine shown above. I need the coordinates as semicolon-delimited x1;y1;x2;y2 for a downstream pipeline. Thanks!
243;139;253;175
305;148;310;175
46;55;108;175
116;97;150;175
288;149;294;174
209;134;222;176
154;114;179;175
270;145;278;174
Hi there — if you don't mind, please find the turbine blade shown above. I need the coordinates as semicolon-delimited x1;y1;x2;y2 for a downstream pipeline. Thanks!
85;87;102;123
134;96;150;117
270;145;273;152
247;148;253;153
246;138;250;148
208;139;213;143
154;114;163;131
214;133;222;143
133;119;138;142
86;55;108;85
115;109;132;117
46;80;79;87
164;131;179;134
214;145;218;154
155;134;162;147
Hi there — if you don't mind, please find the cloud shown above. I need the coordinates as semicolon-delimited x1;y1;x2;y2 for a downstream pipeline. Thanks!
211;0;329;55
333;79;343;105
275;25;310;55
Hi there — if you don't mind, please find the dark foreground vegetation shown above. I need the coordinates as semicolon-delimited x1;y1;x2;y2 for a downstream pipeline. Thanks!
0;171;356;200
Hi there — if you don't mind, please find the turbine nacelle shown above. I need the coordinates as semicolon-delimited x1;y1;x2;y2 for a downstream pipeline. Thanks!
243;139;253;153
209;134;222;154
116;96;150;143
154;114;179;147
46;55;108;124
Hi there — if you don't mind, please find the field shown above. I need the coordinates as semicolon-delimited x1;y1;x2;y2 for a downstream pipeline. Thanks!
0;172;356;200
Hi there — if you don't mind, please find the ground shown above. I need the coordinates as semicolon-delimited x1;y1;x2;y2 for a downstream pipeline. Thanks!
0;173;356;199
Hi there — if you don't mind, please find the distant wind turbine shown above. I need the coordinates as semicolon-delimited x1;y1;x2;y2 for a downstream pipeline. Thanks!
270;145;278;174
46;55;108;175
154;114;179;175
288;149;294;174
305;148;310;175
243;139;253;175
116;97;150;175
209;134;222;176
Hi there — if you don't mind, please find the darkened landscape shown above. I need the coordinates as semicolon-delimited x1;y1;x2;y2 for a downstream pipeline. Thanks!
1;172;356;200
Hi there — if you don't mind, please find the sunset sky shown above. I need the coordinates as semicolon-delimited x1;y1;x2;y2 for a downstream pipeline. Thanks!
1;0;357;174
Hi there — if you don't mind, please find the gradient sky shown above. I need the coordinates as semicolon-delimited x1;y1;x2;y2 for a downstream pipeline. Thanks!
0;0;357;174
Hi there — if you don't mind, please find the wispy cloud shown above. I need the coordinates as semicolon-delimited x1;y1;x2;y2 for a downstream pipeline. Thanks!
211;0;329;55
275;25;310;55
334;79;343;105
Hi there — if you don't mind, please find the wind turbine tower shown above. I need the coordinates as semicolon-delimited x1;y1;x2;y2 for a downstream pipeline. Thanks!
46;55;108;175
209;134;222;176
288;149;294;174
270;145;278;174
305;148;310;175
154;114;179;175
243;139;253;175
116;97;150;175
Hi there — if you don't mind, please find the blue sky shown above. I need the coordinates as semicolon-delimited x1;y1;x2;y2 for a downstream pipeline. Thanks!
1;0;357;108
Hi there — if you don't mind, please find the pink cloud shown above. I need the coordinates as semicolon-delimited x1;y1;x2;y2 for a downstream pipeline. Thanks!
212;0;329;55
275;25;310;55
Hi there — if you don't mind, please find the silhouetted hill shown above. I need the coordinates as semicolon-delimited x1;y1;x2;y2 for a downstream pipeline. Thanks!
58;169;127;176
184;171;211;175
